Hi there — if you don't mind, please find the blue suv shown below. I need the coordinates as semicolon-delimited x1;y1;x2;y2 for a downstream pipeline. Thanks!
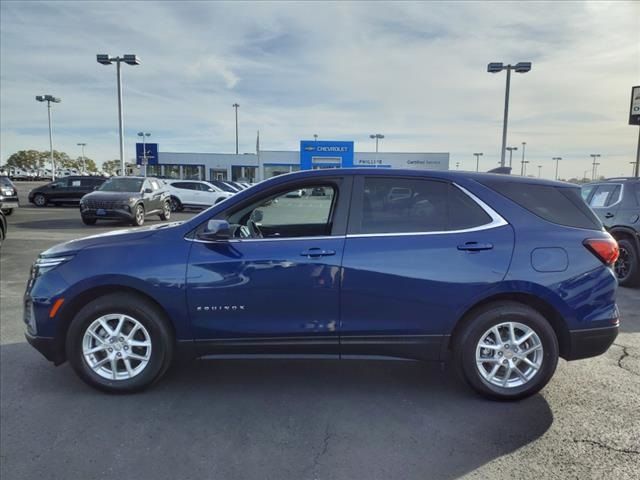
24;169;620;400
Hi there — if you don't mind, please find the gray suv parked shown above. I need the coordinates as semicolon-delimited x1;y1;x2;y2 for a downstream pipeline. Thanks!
582;178;640;286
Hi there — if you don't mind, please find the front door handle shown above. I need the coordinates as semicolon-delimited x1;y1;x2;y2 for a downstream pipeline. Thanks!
604;213;615;219
457;242;494;252
300;248;336;258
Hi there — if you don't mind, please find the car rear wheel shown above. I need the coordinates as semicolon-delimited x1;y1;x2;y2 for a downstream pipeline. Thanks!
615;238;639;287
66;292;173;393
132;204;145;226
169;196;182;212
454;301;558;401
81;216;97;225
159;200;171;221
33;194;46;207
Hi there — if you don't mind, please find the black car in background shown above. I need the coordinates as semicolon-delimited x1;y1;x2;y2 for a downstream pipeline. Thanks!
28;176;106;207
0;175;19;215
79;176;171;226
582;177;640;286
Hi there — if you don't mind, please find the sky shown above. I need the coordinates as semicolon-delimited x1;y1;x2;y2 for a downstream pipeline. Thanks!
1;0;639;179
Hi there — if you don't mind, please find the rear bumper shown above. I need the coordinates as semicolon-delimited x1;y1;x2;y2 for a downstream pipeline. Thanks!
25;333;65;365
565;325;619;361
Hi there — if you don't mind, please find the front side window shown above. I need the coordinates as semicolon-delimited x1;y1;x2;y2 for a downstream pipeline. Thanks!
225;184;336;238
358;178;491;234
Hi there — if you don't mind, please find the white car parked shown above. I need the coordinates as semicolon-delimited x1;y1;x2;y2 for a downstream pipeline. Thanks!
165;180;234;211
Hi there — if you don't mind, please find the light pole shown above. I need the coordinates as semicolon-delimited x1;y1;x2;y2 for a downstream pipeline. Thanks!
593;162;601;179
137;132;150;177
520;142;527;175
313;134;318;142
552;157;562;180
506;146;518;168
97;54;141;176
455;161;460;169
370;134;384;163
473;152;483;172
77;143;87;173
590;153;601;180
35;95;61;180
233;103;240;154
522;160;530;176
487;62;532;167
538;165;542;178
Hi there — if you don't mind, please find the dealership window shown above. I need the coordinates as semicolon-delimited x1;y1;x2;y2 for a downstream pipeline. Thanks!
146;165;160;177
358;178;491;234
183;165;203;180
232;166;256;183
209;168;227;181
164;164;181;179
264;164;299;179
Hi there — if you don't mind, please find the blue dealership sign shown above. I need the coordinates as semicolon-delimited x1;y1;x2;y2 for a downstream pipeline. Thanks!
299;140;354;170
136;143;158;165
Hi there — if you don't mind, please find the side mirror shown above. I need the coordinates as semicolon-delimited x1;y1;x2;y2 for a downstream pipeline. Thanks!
197;219;231;241
144;188;153;194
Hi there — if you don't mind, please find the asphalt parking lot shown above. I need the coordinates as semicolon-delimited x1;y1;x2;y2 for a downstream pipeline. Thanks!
1;182;639;480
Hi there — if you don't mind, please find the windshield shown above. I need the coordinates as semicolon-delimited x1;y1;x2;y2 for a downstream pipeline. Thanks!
0;176;13;187
98;178;143;192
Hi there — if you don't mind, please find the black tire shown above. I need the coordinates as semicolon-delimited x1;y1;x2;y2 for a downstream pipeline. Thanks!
2;208;13;215
132;203;145;226
169;196;182;212
65;292;174;393
33;194;47;207
454;301;559;401
615;238;640;287
81;216;97;225
159;200;171;221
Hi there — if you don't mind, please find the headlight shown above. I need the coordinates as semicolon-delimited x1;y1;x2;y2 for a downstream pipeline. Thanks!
33;255;74;276
1;188;13;195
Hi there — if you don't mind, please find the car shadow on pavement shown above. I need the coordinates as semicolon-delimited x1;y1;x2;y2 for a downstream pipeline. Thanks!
1;342;553;480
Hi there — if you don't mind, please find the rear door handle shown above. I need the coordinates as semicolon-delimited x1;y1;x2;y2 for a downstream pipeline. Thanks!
300;248;336;258
604;213;615;218
457;242;494;252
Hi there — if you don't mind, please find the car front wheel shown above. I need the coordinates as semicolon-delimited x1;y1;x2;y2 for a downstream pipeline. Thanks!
169;196;182;212
454;301;558;401
66;292;174;393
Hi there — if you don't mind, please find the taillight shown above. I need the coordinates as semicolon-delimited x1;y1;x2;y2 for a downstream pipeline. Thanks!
583;237;619;266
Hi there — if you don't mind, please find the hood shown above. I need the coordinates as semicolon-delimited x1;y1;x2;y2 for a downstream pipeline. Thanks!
41;221;185;257
81;191;142;201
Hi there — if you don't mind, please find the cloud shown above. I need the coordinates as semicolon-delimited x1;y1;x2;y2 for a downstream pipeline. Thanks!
1;0;639;178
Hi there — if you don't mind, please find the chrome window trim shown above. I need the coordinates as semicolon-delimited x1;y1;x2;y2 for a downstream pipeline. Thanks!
185;182;508;244
346;183;508;239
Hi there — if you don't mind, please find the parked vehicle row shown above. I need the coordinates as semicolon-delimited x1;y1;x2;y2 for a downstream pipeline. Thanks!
0;167;109;181
25;169;620;400
28;176;106;206
165;180;233;212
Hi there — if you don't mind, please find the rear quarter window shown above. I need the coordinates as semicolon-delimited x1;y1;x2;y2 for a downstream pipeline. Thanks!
482;181;602;230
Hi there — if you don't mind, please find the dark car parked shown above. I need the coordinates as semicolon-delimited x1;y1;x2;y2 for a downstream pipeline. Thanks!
79;176;171;226
28;176;106;207
582;178;640;286
25;169;619;400
0;175;20;215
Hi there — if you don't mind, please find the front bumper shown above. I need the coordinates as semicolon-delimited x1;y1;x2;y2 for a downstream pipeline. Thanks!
0;196;19;209
565;325;619;360
25;332;65;365
80;207;134;221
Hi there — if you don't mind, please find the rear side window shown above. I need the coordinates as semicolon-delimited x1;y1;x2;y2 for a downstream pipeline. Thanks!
359;178;492;234
484;181;602;230
589;184;621;208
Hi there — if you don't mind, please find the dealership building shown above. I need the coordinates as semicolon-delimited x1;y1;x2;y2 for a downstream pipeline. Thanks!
136;140;449;183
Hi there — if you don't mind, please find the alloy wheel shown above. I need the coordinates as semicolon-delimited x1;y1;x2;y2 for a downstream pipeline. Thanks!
34;194;46;206
135;206;144;225
82;314;152;380
475;321;543;388
614;246;630;281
